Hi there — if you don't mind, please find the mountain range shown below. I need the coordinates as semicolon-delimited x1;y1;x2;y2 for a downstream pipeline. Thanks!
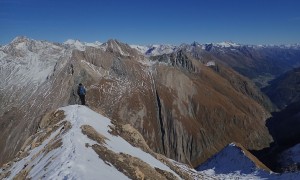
1;36;300;179
63;38;300;89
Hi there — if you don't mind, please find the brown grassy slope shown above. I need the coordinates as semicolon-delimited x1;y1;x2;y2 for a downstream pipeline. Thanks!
153;60;272;166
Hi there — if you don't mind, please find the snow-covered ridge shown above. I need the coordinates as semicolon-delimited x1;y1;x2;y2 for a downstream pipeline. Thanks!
0;105;183;179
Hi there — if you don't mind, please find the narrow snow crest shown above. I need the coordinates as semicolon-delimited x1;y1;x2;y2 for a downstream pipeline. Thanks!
60;105;180;178
2;105;181;179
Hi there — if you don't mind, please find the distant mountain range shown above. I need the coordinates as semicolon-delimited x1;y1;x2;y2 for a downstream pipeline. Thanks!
62;37;300;88
130;41;300;57
58;37;300;56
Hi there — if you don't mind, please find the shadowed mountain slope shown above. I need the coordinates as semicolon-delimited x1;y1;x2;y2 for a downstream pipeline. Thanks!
263;67;300;110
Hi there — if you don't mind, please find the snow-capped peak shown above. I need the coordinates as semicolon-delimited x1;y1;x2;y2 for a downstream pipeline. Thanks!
131;44;178;56
100;39;135;56
214;41;240;48
191;41;201;47
11;36;31;44
63;39;85;51
63;39;103;51
63;39;81;45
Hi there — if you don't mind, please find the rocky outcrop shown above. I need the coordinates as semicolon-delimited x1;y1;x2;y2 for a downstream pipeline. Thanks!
150;50;199;73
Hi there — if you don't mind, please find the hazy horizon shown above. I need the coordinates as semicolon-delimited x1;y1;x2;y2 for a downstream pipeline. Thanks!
1;0;300;45
3;35;300;46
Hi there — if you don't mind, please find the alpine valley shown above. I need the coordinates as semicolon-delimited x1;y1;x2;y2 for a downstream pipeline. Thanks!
1;36;300;179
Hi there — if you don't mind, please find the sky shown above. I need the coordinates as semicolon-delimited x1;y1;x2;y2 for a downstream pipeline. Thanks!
0;0;300;45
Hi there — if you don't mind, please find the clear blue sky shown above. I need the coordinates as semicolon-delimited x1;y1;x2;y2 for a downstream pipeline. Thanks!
1;0;300;45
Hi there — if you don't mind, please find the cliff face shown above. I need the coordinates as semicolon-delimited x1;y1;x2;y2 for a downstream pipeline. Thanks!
0;38;272;167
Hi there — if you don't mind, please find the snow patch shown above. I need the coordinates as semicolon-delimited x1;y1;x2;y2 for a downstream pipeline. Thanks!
205;61;215;67
0;50;6;59
215;41;240;48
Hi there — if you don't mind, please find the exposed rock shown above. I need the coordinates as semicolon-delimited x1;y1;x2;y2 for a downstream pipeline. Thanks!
81;125;107;144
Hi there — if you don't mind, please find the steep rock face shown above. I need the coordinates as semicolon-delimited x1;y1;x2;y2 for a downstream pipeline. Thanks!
150;50;199;73
0;38;273;169
152;61;272;166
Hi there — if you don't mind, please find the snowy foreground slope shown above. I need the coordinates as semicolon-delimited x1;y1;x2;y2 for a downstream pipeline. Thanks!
0;105;193;179
0;105;184;179
1;105;300;179
196;143;300;179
